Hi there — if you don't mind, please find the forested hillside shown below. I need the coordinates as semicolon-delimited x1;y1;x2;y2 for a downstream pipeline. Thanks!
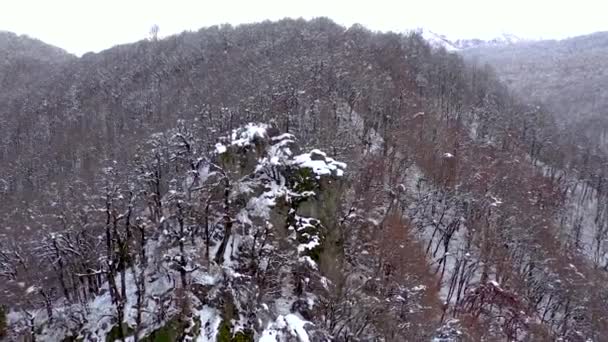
462;32;608;156
1;18;607;341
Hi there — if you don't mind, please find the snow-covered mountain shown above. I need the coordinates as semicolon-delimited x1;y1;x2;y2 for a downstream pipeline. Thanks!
452;33;524;50
418;29;461;52
417;29;525;51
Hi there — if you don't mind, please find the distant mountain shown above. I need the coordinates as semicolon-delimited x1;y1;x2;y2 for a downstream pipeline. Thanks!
460;31;608;154
418;29;525;51
453;33;524;49
418;29;460;51
461;31;608;119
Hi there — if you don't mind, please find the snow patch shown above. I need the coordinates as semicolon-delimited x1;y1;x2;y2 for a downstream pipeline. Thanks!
292;150;346;178
215;143;227;154
260;314;312;342
195;306;222;342
230;123;269;147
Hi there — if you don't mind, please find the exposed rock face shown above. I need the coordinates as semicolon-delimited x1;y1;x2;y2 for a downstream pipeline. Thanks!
213;122;347;302
10;123;347;342
194;124;347;341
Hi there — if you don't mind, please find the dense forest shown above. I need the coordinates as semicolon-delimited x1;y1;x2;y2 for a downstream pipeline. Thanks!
1;18;608;341
463;32;608;156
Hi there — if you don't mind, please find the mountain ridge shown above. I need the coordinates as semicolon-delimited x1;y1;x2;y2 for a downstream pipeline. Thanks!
0;30;74;62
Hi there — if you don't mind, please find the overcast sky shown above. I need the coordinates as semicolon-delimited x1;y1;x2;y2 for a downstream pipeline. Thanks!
1;0;607;56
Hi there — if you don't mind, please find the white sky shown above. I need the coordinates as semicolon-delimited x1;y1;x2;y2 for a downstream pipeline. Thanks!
1;0;607;56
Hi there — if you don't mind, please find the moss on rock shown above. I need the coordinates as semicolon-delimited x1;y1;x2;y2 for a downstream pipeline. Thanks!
216;321;254;342
105;323;135;342
139;317;187;342
216;319;232;342
292;167;318;195
232;329;254;342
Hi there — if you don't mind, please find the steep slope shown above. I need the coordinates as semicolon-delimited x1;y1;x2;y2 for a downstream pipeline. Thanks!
460;31;608;273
